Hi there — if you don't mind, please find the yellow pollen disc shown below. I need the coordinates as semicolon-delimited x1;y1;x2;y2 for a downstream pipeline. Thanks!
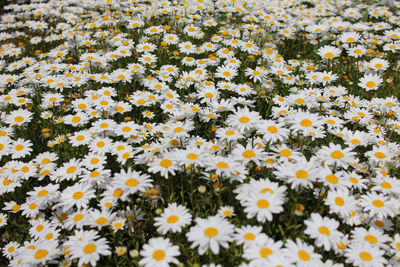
298;250;310;261
97;141;105;147
66;166;76;174
324;52;334;58
225;130;235;136
122;126;131;133
72;116;81;123
372;200;384;207
267;126;278;133
34;249;48;260
351;139;360;144
257;199;270;209
90;158;99;164
260;247;273;258
45;233;53;240
331;150;344;159
11;204;20;211
244;233;255;241
152;250;166;261
96;217;107;225
187;153;198;160
349;177;358;184
359;252;372;261
72;192;83;200
125;178;139;187
334;197;344;206
381;182;392;189
326;174;338;184
38;190;49;197
337;242;346;250
242;150;256;158
216;162;228;169
374;220;384;228
160;159;172;168
364;235;378;244
204;227;218;238
366;81;375;88
167;215;179;223
295;170;308;179
223;210;232;216
90;171;100;178
318;226;330;235
41;158;51;164
239;116;250;123
300;119;312;127
280;149;291;157
113;189;123;197
374;152;386;159
83;244;96;254
174;127;184;133
14;116;24;123
260;188;274;194
73;214;84;221
15;144;24;151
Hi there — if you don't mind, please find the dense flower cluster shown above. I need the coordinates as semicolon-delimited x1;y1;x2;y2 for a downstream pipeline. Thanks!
0;0;400;266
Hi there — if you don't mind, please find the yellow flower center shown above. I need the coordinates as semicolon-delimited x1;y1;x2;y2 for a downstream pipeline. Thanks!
295;170;308;179
73;191;83;200
67;166;76;174
225;130;235;136
318;226;330;235
125;178;139;187
364;235;378;244
359;252;372;261
244;233;255;241
96;217;108;225
334;197;344;206
374;152;386;159
204;227;218;238
366;81;375;88
260;247;273;258
326;174;338;184
187;153;198;160
160;159;172;168
372;200;384;207
300;119;312;127
152;250;166;261
298;250;310;261
267;126;278;133
167;215;179;223
216;162;228;169
242;150;255;158
257;199;270;209
34;249;48;260
331;150;343;159
83;244;96;254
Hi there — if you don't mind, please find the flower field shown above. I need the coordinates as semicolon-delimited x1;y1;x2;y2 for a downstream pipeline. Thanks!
1;0;400;266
